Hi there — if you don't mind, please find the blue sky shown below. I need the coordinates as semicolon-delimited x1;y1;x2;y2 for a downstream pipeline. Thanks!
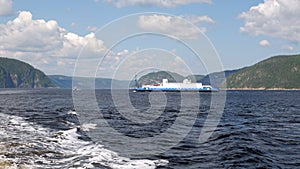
0;0;299;79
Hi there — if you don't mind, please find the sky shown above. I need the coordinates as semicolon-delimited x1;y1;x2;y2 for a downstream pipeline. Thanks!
0;0;299;80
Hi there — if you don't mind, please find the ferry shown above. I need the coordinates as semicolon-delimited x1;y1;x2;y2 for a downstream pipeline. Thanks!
133;79;218;92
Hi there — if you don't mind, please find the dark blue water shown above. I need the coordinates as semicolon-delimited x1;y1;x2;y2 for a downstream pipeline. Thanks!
0;89;299;168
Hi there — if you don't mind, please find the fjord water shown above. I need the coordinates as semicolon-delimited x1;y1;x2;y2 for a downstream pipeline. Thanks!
0;89;299;168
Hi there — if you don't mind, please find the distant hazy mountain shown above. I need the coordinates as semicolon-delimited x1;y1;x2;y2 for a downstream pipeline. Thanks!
48;75;132;89
226;54;300;89
199;69;241;87
0;57;54;88
48;75;73;88
137;71;185;86
185;75;206;83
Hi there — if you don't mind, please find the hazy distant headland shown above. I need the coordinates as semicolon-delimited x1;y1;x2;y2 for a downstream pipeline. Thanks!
1;54;300;90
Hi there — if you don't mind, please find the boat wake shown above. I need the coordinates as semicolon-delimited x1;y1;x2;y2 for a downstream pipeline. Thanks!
0;112;168;169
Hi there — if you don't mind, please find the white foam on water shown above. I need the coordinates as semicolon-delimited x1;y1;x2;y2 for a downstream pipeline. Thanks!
80;123;97;131
68;110;78;115
0;113;168;169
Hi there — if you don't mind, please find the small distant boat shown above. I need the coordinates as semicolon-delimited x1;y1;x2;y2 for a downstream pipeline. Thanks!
133;79;218;92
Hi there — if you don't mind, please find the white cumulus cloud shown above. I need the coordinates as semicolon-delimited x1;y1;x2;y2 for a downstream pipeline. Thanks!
138;14;215;39
0;0;13;16
104;0;212;8
184;15;215;24
259;40;270;47
0;11;107;75
59;32;106;57
0;11;63;52
117;49;129;56
282;45;294;51
239;0;300;43
87;26;98;32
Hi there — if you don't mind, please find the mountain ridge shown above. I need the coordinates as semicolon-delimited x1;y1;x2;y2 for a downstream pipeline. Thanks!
225;54;300;89
0;57;55;88
2;54;300;89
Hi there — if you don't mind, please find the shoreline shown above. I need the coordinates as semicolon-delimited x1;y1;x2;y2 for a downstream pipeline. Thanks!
223;88;300;91
1;88;300;91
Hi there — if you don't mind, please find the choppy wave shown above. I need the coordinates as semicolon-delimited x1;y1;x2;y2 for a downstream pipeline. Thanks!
0;112;168;169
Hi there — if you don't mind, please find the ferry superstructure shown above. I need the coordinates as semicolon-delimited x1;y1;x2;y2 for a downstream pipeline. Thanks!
133;79;218;92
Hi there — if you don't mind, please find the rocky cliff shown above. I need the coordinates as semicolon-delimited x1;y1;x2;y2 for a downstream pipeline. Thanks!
0;57;55;88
